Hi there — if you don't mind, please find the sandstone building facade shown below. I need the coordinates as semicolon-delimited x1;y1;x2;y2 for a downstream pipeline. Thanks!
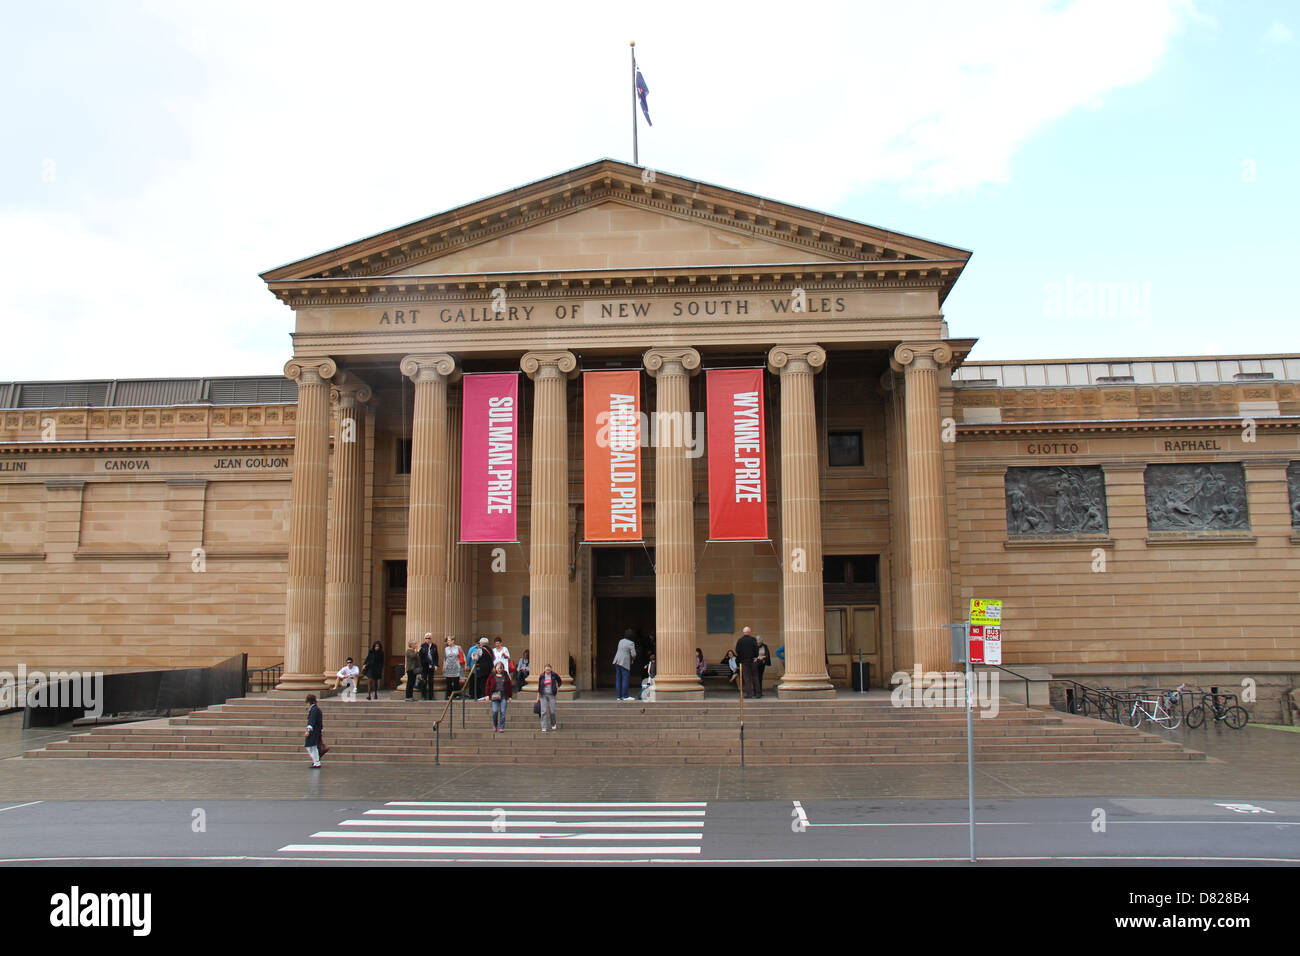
2;161;1297;717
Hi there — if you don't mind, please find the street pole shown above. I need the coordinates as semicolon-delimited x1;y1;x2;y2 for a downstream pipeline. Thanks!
965;627;976;863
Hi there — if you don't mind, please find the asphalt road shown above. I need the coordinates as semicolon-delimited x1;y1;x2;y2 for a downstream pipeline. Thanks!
1;796;1296;866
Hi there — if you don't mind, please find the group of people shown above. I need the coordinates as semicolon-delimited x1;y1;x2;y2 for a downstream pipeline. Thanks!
692;627;775;698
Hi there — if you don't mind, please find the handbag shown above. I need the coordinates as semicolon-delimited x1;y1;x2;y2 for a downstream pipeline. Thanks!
533;700;541;715
490;691;502;702
319;744;331;756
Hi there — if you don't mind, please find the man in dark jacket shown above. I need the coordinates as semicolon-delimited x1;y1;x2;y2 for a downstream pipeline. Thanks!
304;694;324;768
735;626;760;699
753;635;771;699
472;638;495;700
419;634;438;701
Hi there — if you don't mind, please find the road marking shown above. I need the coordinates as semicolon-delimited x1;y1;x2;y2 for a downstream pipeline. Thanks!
365;809;705;817
808;820;1300;828
386;801;707;808
0;801;42;814
311;831;704;840
283;800;709;861
1214;803;1275;814
279;844;704;856
4;853;1298;865
340;819;696;829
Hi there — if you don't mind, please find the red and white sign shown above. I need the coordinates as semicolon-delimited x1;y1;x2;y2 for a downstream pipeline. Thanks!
459;373;519;543
706;369;768;541
583;371;642;541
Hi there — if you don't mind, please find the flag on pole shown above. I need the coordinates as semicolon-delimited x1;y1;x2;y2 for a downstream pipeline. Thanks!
635;69;652;127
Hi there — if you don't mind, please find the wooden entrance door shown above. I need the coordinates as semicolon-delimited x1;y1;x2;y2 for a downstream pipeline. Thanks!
824;604;881;688
387;610;406;687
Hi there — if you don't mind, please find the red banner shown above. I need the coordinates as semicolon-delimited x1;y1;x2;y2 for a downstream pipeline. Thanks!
583;370;642;541
706;368;767;540
459;373;519;543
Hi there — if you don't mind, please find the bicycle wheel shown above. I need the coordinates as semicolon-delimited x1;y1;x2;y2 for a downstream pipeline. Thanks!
1165;706;1182;730
1185;705;1205;729
1079;694;1093;718
1223;706;1248;730
1128;705;1146;728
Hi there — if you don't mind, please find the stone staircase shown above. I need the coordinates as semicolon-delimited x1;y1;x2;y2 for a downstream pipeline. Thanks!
26;695;1207;766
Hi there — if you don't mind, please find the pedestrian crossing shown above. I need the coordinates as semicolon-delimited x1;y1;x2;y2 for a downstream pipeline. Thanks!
278;801;708;861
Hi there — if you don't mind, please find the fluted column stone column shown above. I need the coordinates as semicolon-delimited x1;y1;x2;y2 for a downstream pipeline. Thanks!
278;356;337;691
521;350;578;697
768;345;834;698
401;353;459;657
324;372;372;682
644;347;703;699
892;342;954;673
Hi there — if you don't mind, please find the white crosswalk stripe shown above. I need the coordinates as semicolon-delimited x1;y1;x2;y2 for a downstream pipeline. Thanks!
278;801;708;861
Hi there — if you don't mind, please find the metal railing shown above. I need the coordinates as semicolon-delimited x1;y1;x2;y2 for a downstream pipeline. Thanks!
246;663;283;693
432;677;470;766
737;661;746;768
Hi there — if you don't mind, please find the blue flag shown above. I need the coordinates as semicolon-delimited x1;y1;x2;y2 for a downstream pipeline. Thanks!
635;69;652;127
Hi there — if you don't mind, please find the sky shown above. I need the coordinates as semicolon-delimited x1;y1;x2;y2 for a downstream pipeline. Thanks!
1;0;1296;381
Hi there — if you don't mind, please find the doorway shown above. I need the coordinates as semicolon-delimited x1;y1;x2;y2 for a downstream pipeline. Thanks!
825;605;881;688
594;596;655;689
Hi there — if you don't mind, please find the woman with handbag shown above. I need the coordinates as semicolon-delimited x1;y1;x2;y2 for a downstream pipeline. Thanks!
485;660;513;733
443;635;464;699
535;663;561;731
304;693;325;768
403;641;421;702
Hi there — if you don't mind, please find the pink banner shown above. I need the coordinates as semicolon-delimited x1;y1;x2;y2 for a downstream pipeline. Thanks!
460;373;519;543
706;368;768;540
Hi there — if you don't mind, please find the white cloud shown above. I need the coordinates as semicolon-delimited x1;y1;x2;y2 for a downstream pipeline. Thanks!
0;0;1201;380
1264;20;1292;45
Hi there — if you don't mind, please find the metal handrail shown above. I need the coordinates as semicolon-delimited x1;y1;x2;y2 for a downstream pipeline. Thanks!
432;676;471;766
984;664;1149;725
737;661;745;768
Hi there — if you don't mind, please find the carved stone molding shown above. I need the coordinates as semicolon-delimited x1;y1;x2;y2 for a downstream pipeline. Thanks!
399;353;460;384
520;350;578;380
767;344;827;376
643;347;702;378
283;357;338;386
890;341;953;373
329;370;374;408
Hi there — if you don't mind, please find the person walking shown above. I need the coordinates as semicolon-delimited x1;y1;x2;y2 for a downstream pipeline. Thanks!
736;626;760;699
536;663;561;731
472;637;495;700
613;628;637;701
516;650;530;693
335;657;360;702
486;661;513;733
304;693;324;768
754;635;771;699
419;634;438;701
443;635;464;699
362;641;385;700
403;641;421;701
492;636;511;667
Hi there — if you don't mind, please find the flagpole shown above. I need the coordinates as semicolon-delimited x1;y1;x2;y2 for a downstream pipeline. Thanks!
631;40;639;165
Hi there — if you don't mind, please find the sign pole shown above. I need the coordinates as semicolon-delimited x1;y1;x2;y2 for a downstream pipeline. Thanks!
965;633;976;863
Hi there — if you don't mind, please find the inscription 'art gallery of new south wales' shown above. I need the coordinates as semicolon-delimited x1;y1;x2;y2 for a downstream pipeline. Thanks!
2;161;1298;718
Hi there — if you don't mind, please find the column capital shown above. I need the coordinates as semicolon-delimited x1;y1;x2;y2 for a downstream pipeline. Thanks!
284;356;338;386
643;347;701;378
330;370;373;408
520;350;578;380
890;342;954;373
400;353;460;384
767;344;826;375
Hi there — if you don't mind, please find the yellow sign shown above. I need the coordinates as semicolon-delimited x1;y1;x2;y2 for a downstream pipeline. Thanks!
969;599;1002;627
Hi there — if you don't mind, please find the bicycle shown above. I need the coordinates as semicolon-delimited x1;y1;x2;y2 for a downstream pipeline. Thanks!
1185;691;1248;730
1127;683;1185;730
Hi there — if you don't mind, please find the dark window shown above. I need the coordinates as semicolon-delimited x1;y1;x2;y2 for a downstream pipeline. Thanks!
630;549;654;577
521;595;530;636
822;554;877;585
395;437;413;475
828;430;863;467
386;560;407;590
595;549;626;578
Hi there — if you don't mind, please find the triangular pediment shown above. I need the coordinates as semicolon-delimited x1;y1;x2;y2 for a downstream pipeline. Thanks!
261;159;970;285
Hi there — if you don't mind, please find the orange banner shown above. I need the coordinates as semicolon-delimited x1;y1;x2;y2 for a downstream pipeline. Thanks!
583;370;642;541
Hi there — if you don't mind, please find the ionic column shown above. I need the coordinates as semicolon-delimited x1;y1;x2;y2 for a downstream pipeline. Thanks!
401;354;459;654
768;345;834;698
445;388;474;645
892;342;954;672
644;347;703;699
324;373;372;682
521;350;578;696
278;356;338;691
